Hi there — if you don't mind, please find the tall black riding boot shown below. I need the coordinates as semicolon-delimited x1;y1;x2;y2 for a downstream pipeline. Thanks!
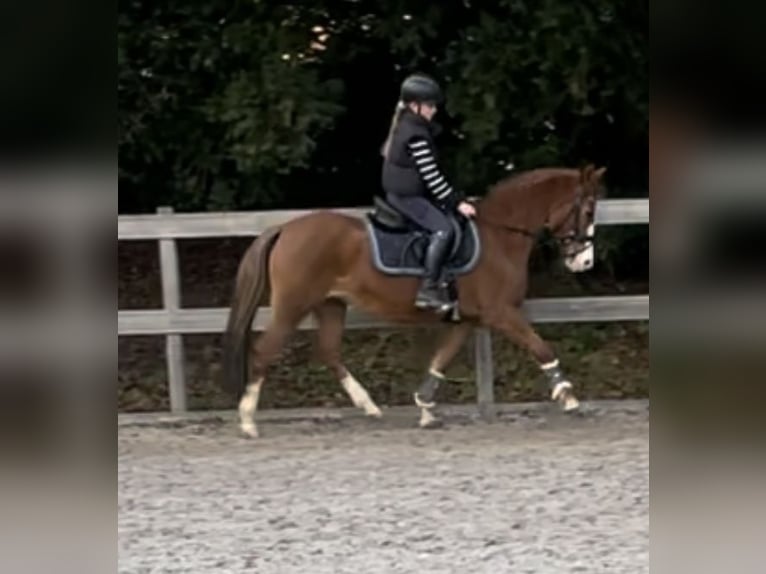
415;230;452;311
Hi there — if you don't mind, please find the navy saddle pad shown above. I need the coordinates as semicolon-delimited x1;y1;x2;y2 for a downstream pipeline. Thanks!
364;196;481;277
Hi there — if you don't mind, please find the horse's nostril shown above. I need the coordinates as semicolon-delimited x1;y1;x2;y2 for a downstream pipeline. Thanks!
584;258;592;267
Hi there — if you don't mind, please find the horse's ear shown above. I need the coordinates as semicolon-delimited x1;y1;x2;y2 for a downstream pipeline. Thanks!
594;166;607;180
580;164;595;184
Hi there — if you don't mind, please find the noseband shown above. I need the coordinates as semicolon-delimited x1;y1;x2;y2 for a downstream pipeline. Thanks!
553;189;595;255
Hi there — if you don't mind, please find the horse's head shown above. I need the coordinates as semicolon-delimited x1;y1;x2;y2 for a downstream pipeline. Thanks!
546;164;607;272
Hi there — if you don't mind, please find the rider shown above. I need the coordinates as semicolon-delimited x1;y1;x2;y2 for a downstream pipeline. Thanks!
380;73;476;311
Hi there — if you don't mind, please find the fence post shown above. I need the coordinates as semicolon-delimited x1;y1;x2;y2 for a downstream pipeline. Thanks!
157;206;187;413
474;328;495;419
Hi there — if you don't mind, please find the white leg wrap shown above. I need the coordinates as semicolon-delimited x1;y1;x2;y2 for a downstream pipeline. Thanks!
428;367;446;379
540;359;560;371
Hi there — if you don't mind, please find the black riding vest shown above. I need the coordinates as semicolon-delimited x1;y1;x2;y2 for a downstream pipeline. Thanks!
381;110;439;198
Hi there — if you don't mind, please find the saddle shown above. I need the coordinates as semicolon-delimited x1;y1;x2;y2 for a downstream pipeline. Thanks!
364;195;481;282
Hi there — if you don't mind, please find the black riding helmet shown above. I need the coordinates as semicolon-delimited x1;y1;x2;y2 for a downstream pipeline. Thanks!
400;74;443;105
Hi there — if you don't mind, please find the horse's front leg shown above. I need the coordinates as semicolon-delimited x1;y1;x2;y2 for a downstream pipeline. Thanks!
484;306;580;411
415;322;473;428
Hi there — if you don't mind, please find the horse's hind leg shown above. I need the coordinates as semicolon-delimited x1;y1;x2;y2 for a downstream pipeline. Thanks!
238;314;301;438
313;298;382;417
416;322;472;428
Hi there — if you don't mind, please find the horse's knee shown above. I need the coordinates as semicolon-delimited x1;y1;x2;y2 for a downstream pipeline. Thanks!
316;345;345;377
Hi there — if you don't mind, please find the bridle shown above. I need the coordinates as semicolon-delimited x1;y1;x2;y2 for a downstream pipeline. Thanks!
476;185;595;254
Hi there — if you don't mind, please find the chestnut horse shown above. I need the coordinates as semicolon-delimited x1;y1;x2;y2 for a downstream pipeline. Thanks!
223;165;606;437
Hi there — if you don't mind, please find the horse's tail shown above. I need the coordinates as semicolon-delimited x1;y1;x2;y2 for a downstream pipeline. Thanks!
222;225;282;394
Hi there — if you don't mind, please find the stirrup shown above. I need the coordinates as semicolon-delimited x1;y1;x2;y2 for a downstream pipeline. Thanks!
416;299;452;312
415;288;453;312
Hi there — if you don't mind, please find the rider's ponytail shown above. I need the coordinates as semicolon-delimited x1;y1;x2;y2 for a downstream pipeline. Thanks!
381;101;406;159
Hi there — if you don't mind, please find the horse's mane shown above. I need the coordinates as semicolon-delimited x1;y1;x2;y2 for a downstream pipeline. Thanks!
476;167;581;222
484;167;579;200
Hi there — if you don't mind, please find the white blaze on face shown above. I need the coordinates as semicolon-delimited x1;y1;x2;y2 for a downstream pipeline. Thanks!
564;223;595;272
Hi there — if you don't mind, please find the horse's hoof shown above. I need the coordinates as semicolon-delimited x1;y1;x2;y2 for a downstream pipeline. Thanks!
365;405;383;418
239;424;259;439
419;409;444;429
552;381;580;412
420;418;444;430
563;395;580;412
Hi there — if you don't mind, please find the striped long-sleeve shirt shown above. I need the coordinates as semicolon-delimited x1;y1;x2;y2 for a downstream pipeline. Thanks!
406;137;462;210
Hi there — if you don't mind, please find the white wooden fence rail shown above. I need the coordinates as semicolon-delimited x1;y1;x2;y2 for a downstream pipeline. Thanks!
118;199;649;413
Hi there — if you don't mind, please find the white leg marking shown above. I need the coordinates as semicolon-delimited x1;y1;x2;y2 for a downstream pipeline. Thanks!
238;379;263;438
341;373;382;417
